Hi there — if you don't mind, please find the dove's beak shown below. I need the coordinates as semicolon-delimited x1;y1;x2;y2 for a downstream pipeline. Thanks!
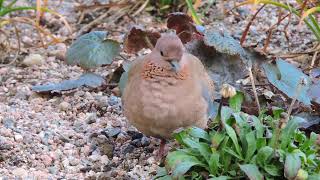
169;60;180;72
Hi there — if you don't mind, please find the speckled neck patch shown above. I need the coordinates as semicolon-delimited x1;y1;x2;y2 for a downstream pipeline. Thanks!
141;61;188;80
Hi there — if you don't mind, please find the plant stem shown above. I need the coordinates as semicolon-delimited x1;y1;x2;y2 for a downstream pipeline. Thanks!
185;0;201;25
248;67;261;113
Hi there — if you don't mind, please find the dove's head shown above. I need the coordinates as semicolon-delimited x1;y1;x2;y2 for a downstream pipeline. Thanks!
154;34;185;72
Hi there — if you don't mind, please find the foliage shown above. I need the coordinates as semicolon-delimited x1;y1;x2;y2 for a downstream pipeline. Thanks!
156;92;320;179
0;0;35;17
32;31;119;92
66;31;120;69
237;0;320;41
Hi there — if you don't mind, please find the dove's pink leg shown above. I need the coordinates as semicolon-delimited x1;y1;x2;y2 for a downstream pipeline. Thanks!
157;139;167;160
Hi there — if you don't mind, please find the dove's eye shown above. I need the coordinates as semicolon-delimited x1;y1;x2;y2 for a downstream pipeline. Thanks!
160;51;164;56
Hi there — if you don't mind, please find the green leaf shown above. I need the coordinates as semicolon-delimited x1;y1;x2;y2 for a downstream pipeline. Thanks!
280;116;306;149
210;131;225;149
154;167;170;179
256;146;273;167
224;147;243;160
284;153;301;179
229;91;244;112
256;138;266;150
223;123;242;158
251;116;264;138
239;164;264;180
166;150;205;178
221;106;233;122
208;176;230;180
208;152;220;175
66;31;120;69
245;131;257;162
263;59;312;105
188;127;210;142
264;164;281;176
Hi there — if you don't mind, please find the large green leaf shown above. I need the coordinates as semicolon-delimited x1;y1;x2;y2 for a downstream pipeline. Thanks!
284;153;301;179
239;164;264;180
166;150;205;178
280;116;306;150
208;152;220;175
263;59;312;105
188;127;210;142
66;31;120;69
256;146;273;167
229;91;244;112
245;131;257;162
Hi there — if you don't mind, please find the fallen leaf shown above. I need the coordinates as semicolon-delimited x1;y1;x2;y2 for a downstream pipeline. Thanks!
123;26;161;54
32;73;105;93
66;31;120;69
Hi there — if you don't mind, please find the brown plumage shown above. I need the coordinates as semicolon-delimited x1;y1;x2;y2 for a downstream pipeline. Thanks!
122;34;214;156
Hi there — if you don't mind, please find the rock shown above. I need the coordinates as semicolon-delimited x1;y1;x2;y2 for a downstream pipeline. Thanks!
85;113;97;124
95;95;109;108
14;134;23;142
22;54;45;66
127;131;143;140
108;95;120;106
122;144;135;155
101;127;121;138
41;154;53;166
99;142;114;158
2;118;15;129
12;168;28;177
69;156;80;166
89;154;101;162
59;101;71;111
131;136;150;147
100;155;109;165
48;166;58;175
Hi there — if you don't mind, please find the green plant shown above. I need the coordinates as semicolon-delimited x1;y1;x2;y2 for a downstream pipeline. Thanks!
237;0;320;41
155;92;320;179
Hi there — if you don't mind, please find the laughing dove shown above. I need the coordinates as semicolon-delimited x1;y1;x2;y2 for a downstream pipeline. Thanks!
122;34;214;156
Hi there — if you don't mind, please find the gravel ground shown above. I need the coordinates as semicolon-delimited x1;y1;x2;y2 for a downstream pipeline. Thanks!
0;0;317;179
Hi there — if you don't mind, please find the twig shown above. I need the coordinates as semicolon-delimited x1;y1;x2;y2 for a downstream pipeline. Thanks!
75;2;129;11
310;43;320;70
0;23;20;67
286;77;306;122
247;66;261;113
263;13;290;53
132;0;149;16
240;5;266;46
77;11;110;36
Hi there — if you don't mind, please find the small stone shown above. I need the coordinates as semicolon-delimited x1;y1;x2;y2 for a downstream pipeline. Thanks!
2;118;15;129
108;95;120;106
68;156;80;166
14;134;23;142
12;168;28;177
127;131;143;140
101;127;121;138
85;113;97;124
100;155;109;165
122;144;135;155
59;101;71;111
89;154;100;162
48;166;58;174
22;54;45;66
40;154;52;166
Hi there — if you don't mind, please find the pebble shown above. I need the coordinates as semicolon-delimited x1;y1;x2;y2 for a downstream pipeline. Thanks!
12;168;28;177
85;113;97;124
69;156;80;166
59;101;71;111
101;127;121;138
14;134;23;142
41;154;53;166
22;54;45;66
